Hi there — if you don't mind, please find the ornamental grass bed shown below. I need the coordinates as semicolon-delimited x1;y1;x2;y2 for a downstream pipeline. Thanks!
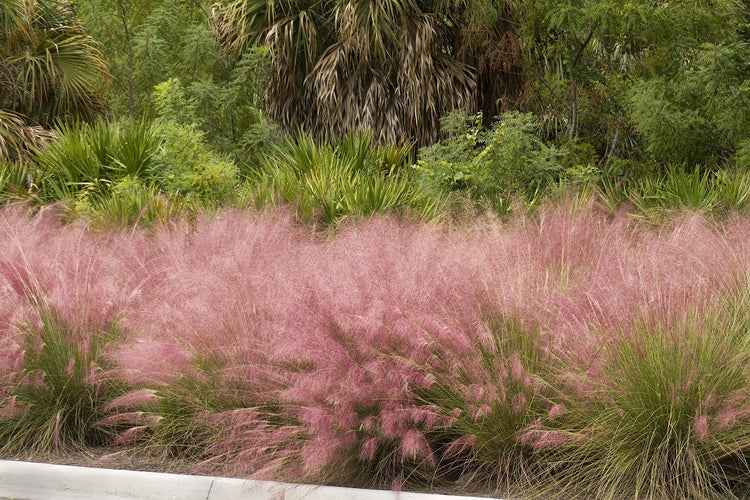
1;202;749;499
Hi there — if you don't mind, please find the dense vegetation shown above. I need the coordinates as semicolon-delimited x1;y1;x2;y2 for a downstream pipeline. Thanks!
1;0;750;497
1;0;749;224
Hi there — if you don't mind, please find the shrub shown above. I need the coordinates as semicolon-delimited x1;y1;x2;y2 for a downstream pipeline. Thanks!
152;68;278;169
34;120;161;202
248;132;442;226
150;122;239;205
151;81;241;205
415;111;568;214
70;176;188;230
627;43;750;169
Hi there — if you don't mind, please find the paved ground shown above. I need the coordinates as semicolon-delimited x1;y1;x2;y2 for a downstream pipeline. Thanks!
0;460;497;500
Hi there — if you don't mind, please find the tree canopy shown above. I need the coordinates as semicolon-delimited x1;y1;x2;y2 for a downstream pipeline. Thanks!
0;0;109;161
212;0;525;145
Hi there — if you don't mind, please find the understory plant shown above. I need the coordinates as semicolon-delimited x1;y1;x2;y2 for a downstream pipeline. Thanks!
248;132;443;226
0;161;33;203
415;111;568;214
598;167;750;222
0;304;126;453
71;176;188;230
34;119;161;202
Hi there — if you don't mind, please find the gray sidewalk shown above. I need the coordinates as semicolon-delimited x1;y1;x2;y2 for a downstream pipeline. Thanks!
0;460;497;500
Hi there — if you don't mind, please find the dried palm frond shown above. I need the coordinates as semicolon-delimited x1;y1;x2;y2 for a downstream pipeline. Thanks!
0;109;55;162
212;0;525;145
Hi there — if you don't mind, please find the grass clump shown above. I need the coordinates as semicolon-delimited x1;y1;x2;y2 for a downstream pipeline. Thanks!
417;315;564;493
550;295;750;499
1;201;750;498
0;306;126;453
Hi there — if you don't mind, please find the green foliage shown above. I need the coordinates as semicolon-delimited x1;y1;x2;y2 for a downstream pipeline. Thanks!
0;161;33;203
212;0;524;144
630;168;719;218
76;0;219;118
248;132;443;226
628;43;750;168
553;296;750;498
0;307;125;453
34;120;161;202
31;109;237;215
150;121;239;205
416;111;568;214
736;140;750;169
598;167;750;222
77;0;275;166
71;176;188;230
0;0;108;161
520;0;746;165
152;63;277;168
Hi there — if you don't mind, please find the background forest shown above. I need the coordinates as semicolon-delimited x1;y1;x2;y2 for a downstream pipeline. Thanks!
1;0;749;225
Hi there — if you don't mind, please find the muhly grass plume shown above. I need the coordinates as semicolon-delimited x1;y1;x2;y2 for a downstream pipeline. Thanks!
0;205;152;452
0;202;749;496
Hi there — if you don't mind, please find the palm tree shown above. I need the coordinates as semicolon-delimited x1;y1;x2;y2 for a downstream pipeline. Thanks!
0;0;109;161
212;0;524;145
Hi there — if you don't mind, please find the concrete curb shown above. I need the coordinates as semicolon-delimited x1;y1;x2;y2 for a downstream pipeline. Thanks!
0;460;497;500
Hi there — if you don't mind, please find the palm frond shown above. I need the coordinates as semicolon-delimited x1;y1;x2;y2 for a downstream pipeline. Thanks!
212;0;523;145
0;109;53;162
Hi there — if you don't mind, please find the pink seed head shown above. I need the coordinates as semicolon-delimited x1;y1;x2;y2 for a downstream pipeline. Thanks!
693;415;709;441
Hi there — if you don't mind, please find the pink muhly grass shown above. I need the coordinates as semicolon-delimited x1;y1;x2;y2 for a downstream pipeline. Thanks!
693;415;709;441
713;397;750;432
360;437;378;460
445;435;477;456
391;474;404;493
400;430;432;463
113;426;150;446
0;395;22;418
104;389;159;411
548;404;566;420
518;419;572;450
86;452;122;468
3;201;750;491
205;407;308;479
53;413;61;453
96;411;161;427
